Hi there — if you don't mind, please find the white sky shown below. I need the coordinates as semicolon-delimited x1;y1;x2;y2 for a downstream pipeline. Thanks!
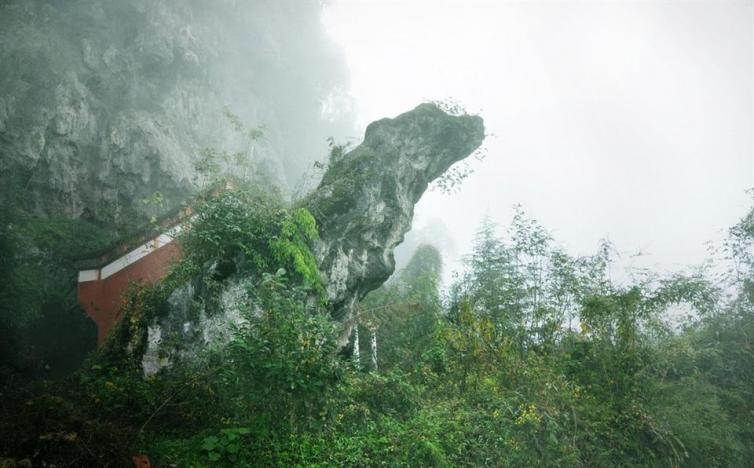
323;0;754;282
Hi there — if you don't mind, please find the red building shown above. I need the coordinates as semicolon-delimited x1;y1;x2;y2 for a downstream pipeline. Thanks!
76;182;231;345
76;222;185;346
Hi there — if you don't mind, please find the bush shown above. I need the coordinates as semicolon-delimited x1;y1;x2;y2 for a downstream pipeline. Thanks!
221;271;344;433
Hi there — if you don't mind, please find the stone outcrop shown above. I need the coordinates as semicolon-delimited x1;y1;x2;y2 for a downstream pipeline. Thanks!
137;104;484;372
306;103;485;344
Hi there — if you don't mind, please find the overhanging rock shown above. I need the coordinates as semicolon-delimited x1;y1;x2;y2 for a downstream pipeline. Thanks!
132;103;484;373
305;103;485;344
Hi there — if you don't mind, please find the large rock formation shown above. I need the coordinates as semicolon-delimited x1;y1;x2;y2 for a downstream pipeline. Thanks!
0;0;353;224
137;104;484;372
0;0;355;373
306;103;484;343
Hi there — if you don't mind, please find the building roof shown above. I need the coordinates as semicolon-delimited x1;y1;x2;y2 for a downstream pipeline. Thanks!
74;181;232;271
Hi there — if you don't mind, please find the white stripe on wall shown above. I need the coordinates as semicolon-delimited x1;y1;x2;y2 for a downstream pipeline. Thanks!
78;270;99;282
78;224;184;283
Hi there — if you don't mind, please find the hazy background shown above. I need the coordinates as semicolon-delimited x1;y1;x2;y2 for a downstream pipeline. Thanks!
323;0;754;283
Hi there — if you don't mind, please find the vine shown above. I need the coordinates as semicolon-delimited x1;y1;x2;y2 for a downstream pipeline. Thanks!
270;208;324;298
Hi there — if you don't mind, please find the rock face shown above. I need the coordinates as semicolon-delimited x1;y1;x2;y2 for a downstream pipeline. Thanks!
305;103;485;343
0;0;353;224
137;104;484;372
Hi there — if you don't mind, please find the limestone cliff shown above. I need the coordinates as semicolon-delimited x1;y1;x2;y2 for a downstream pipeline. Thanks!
0;0;353;224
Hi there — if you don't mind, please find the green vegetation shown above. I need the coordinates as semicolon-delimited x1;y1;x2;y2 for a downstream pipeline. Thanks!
181;188;322;294
98;186;325;365
0;208;115;375
1;185;753;466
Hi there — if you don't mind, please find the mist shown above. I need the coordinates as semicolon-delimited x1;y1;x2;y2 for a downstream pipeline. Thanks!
1;1;753;466
324;0;753;281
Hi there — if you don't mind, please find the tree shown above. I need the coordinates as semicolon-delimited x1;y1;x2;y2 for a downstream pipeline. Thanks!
357;244;444;373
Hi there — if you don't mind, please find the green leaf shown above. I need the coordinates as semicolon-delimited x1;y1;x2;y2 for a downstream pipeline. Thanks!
201;436;219;451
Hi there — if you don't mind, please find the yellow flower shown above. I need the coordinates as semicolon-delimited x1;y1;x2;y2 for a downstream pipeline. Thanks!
514;403;541;426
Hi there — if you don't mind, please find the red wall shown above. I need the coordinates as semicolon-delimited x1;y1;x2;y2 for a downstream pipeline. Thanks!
78;243;181;346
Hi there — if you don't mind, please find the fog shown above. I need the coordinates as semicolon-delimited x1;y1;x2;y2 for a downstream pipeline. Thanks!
3;2;754;464
323;0;754;282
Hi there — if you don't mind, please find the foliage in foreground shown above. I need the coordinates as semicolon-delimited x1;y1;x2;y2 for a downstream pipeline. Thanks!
1;196;754;467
